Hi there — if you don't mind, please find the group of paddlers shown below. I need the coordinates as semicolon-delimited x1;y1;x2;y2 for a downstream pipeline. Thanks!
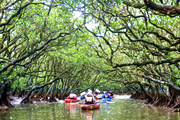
66;89;114;104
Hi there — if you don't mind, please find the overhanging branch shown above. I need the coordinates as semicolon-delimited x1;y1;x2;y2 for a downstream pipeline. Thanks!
144;0;180;16
113;57;180;68
143;75;180;91
123;0;180;16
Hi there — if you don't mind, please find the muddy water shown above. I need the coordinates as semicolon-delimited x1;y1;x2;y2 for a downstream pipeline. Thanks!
0;95;179;120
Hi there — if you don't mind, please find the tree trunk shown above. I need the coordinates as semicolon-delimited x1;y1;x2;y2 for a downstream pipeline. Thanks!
20;78;59;104
0;84;13;107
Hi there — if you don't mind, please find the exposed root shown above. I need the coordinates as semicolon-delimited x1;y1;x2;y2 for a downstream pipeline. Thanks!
130;91;180;110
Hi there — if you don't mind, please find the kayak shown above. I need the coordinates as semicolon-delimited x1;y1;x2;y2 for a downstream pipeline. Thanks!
65;99;79;103
81;103;100;110
102;98;111;101
95;96;102;100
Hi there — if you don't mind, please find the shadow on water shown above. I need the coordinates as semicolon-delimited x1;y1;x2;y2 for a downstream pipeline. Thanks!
0;96;179;120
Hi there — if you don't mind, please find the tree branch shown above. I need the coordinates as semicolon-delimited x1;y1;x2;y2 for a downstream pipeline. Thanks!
144;0;180;16
113;57;180;68
143;75;180;91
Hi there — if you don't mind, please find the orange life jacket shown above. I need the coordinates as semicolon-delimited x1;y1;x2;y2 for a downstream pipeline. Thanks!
105;95;108;98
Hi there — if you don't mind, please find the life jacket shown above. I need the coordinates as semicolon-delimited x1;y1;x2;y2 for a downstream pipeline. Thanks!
80;95;85;100
105;95;108;98
85;96;94;104
86;96;93;102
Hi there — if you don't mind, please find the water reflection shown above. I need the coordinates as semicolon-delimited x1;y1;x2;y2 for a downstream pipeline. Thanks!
64;103;79;119
81;109;100;120
101;102;112;110
0;97;179;120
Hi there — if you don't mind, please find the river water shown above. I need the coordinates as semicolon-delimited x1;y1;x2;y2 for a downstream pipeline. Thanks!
0;95;179;120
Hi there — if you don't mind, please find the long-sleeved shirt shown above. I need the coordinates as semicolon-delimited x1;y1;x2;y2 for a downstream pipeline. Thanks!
102;93;112;99
67;96;77;100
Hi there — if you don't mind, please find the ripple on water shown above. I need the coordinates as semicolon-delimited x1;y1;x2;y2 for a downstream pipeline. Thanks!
0;95;179;120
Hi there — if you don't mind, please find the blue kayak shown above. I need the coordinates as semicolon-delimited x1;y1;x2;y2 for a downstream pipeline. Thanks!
102;98;111;101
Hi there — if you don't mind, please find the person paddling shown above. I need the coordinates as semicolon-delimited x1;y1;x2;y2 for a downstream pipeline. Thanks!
102;91;112;99
109;90;114;98
67;92;77;100
85;93;96;104
80;92;86;100
94;89;100;96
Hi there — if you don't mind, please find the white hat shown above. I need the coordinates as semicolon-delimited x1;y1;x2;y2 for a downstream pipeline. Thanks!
80;92;86;96
88;89;92;93
96;89;100;93
70;93;76;96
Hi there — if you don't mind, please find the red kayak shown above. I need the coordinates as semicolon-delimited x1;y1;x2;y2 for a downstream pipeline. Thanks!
81;103;100;110
65;99;79;103
95;97;102;100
